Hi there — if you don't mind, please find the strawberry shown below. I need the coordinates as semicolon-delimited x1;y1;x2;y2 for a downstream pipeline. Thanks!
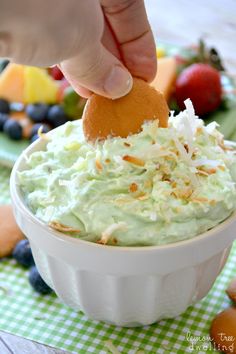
49;66;64;81
175;63;222;116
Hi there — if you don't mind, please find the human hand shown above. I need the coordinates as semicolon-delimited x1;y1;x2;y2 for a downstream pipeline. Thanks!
0;0;157;99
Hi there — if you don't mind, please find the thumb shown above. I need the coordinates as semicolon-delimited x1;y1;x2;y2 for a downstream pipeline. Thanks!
60;42;133;99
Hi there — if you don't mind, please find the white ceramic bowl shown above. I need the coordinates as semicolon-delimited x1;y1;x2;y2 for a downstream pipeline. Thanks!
10;137;236;327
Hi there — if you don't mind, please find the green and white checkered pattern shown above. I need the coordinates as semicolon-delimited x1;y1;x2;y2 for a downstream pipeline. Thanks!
0;165;236;354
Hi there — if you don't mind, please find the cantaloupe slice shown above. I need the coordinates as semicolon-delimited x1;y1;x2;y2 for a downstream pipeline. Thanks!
0;63;59;103
151;57;177;101
24;66;59;104
0;64;24;102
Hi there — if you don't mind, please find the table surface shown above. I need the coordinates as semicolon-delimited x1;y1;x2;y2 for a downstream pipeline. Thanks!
1;0;236;353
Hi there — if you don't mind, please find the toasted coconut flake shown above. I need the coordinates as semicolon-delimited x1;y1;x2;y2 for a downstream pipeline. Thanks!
98;222;127;245
97;239;106;245
105;158;111;164
129;182;138;193
196;170;210;177
136;192;149;200
219;141;235;151
164;155;176;161
209;200;217;205
172;133;191;163
184;144;189;153
144;180;153;189
162;174;171;182
191;197;211;203
207;168;217;175
171;188;193;199
111;237;118;245
196;127;203;135
38;125;50;141
122;155;145;167
95;159;103;171
124;142;131;147
198;167;217;175
218;140;235;151
49;221;80;233
218;165;226;171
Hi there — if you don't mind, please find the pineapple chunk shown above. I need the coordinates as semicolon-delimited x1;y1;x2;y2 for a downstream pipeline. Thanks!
24;66;59;104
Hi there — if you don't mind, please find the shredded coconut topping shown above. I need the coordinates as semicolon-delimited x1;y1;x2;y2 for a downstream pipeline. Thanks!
18;99;236;247
98;222;127;245
122;155;145;167
49;221;80;233
38;125;51;141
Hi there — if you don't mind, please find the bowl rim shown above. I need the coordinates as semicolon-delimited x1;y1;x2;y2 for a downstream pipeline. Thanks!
10;127;236;253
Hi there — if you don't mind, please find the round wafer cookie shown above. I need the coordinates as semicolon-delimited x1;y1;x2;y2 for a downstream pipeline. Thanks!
83;78;169;141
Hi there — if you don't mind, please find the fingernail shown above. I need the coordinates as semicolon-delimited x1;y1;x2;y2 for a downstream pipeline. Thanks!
104;66;133;99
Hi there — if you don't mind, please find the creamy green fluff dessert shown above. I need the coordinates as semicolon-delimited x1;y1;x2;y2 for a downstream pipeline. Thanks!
18;100;236;246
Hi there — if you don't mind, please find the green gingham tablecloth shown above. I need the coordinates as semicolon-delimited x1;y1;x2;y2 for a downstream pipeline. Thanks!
0;165;236;354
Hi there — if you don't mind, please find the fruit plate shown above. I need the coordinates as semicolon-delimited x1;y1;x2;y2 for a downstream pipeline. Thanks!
0;43;235;168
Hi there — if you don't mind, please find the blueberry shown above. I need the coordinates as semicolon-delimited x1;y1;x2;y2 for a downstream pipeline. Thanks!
26;103;49;123
13;239;35;267
29;266;53;295
30;134;39;143
0;59;9;73
0;113;9;131
30;123;51;138
0;99;10;114
47;105;68;127
3;119;22;140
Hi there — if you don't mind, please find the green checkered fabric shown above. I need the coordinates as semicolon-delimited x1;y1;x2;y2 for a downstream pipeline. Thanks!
0;165;236;354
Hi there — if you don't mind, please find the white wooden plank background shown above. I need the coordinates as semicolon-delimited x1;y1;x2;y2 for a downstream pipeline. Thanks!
146;0;236;73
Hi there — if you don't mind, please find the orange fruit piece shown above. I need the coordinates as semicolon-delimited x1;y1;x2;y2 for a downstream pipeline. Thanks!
0;63;59;104
24;66;59;104
83;78;169;141
0;64;24;102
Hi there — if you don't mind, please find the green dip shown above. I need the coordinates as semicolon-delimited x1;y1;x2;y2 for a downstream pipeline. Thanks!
18;100;236;246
